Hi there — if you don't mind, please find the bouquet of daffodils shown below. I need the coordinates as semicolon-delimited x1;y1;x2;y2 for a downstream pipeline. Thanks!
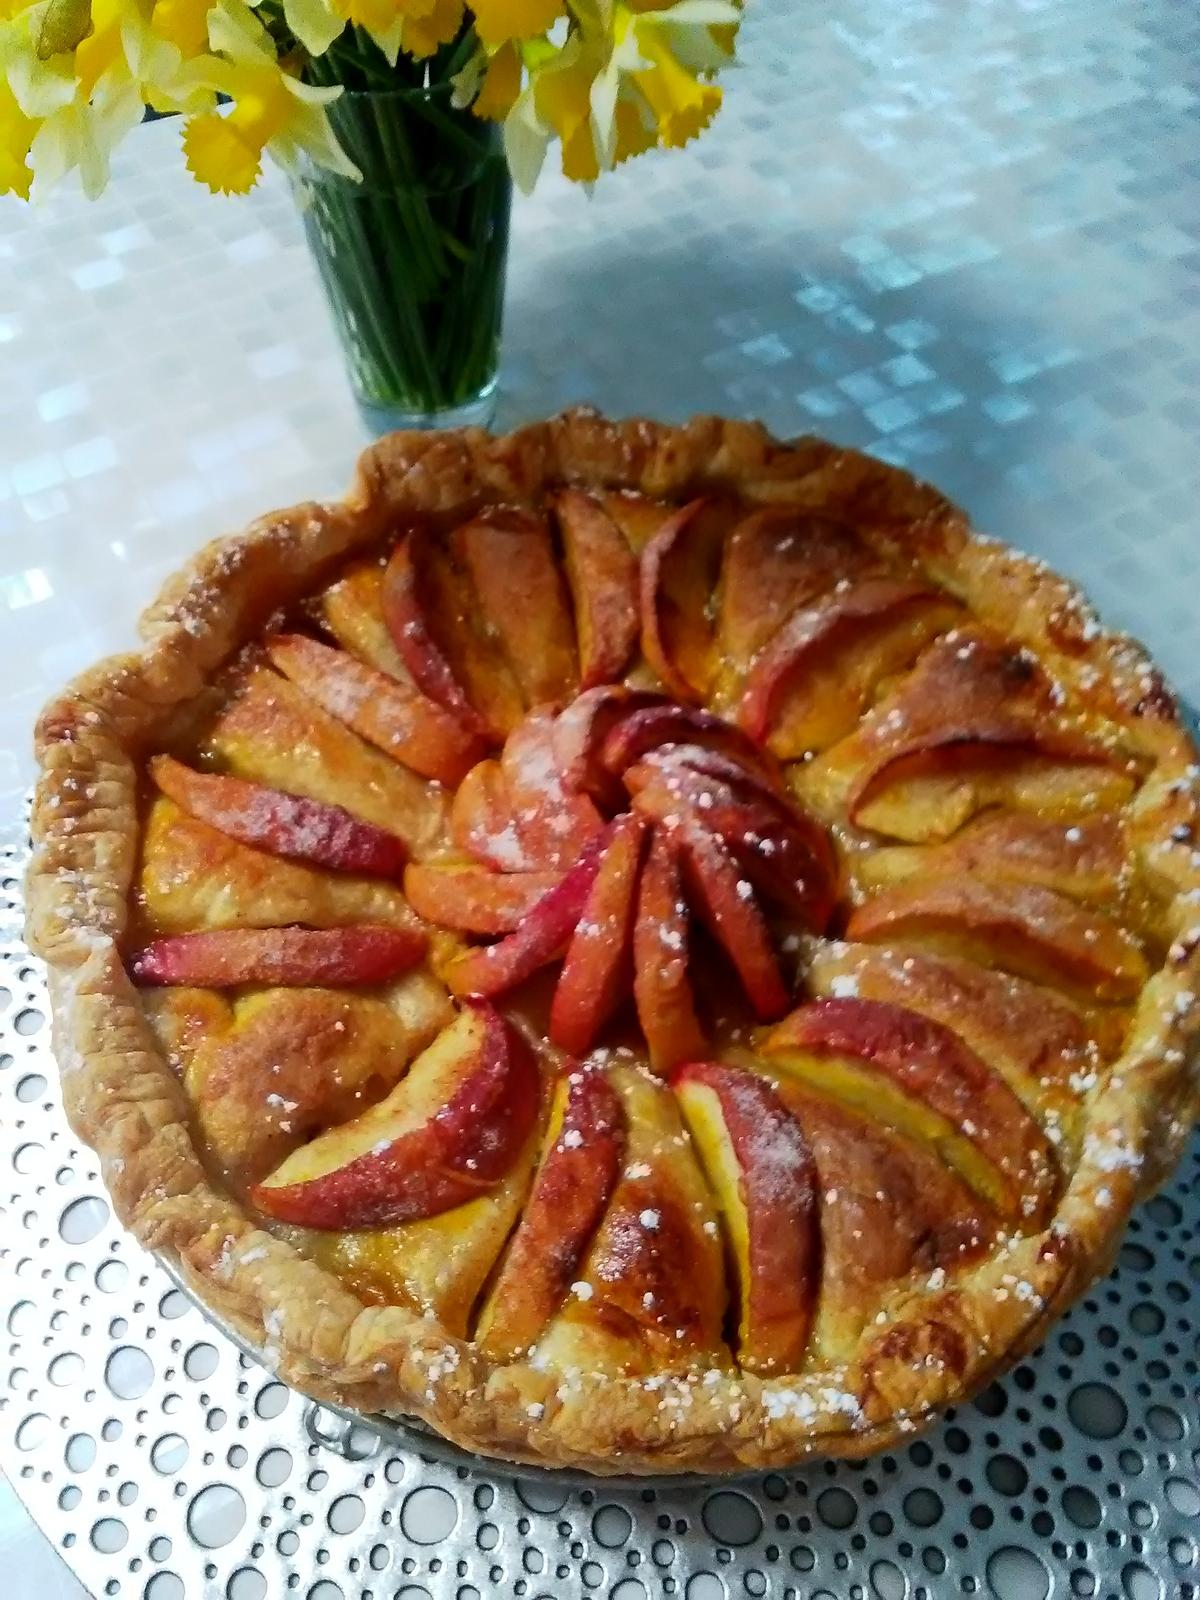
0;0;740;200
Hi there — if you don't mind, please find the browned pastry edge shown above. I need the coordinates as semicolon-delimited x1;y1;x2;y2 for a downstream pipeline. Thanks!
25;407;1200;1474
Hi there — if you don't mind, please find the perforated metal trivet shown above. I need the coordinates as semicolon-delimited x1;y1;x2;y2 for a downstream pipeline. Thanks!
2;815;1199;1600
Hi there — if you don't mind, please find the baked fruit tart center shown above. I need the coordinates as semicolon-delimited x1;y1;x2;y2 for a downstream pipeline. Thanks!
411;689;837;1069
37;413;1195;1471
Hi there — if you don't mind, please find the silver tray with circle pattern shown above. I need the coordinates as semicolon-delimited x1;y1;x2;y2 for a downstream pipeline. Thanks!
2;808;1199;1600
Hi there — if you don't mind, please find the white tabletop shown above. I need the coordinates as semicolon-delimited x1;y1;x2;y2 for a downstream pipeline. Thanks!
3;2;1200;1594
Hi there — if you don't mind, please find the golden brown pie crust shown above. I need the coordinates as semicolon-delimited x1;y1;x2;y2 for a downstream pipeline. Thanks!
25;408;1200;1474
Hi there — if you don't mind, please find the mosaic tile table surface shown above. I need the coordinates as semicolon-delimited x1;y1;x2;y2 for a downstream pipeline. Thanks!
2;1;1199;1596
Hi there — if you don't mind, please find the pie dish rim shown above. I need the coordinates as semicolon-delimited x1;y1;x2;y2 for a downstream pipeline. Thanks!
24;405;1200;1474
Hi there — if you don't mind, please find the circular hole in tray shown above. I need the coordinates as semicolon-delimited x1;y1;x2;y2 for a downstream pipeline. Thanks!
593;1505;633;1548
59;1196;110;1245
151;1434;188;1475
95;1259;128;1293
401;1485;457;1544
89;1517;128;1554
517;1479;570;1516
48;1352;83;1387
255;1447;292;1488
686;1578;725;1600
7;1301;36;1337
1122;1563;1163;1600
13;1007;44;1036
816;1486;857;1530
1063;1485;1102;1529
227;1570;267;1600
328;1494;365;1535
13;1141;43;1174
1165;1478;1200;1518
1067;1382;1127;1439
15;1413;50;1451
987;1547;1051;1600
187;1485;247;1550
254;1383;288;1420
870;1559;907;1599
145;1576;185;1600
702;1490;763;1546
105;1346;153;1400
65;1433;96;1472
184;1342;219;1380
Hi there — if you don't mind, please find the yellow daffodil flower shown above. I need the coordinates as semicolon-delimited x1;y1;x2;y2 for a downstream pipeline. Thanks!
632;23;718;147
0;0;739;202
469;38;520;121
149;0;215;58
2;0;78;123
179;0;358;194
5;0;212;197
472;0;561;49
397;0;461;57
275;0;461;66
588;0;736;163
531;31;599;180
0;74;35;194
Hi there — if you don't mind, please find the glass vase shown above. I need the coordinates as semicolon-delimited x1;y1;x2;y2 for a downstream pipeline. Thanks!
294;84;512;434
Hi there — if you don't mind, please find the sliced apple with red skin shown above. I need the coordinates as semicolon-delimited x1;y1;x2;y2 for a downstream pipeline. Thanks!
533;1065;727;1375
307;1129;539;1338
552;686;671;804
639;497;733;701
549;813;647;1055
772;1080;997;1358
452;510;578;709
673;1061;818;1374
847;725;1137;842
150;755;409;880
717;507;879;669
322;562;411;680
476;1067;625;1361
807;940;1116;1133
207;666;444;856
854;812;1127;905
599;490;674;553
404;860;563;935
382;526;523;742
625;747;836;931
252;1000;539;1229
599;703;780;790
846;877;1148;1002
797;626;1140;824
554;488;640;689
499;709;605;870
139;799;415;937
381;527;486;736
450;759;537;871
738;578;959;755
675;823;790;1019
633;829;706;1074
130;925;426;988
266;632;483;787
443;827;613;999
187;975;450;1185
763;996;1060;1225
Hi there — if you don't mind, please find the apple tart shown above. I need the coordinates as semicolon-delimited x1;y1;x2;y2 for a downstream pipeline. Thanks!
27;409;1200;1474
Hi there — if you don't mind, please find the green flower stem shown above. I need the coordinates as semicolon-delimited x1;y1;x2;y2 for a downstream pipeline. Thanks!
295;58;511;419
293;23;510;419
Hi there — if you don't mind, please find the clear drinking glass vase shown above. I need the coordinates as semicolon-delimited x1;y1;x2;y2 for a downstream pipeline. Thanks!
294;82;512;434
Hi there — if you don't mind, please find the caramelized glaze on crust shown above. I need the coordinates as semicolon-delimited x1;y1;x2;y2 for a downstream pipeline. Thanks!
26;408;1200;1475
